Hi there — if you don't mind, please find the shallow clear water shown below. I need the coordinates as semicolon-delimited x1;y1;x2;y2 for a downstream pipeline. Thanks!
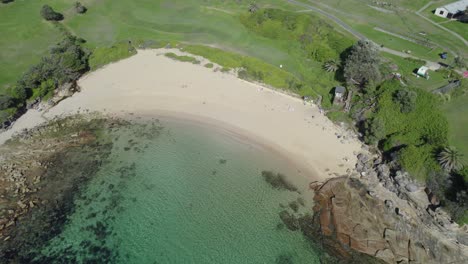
38;118;321;263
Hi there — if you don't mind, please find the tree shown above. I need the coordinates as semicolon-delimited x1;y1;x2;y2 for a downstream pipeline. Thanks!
248;2;259;13
40;5;64;21
74;2;87;14
438;146;465;172
393;89;417;113
323;59;340;73
344;40;381;89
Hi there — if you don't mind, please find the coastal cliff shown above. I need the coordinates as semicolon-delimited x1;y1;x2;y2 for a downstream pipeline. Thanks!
310;154;468;263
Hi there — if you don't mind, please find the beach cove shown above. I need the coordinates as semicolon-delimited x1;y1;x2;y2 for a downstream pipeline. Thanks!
0;48;370;262
0;48;365;181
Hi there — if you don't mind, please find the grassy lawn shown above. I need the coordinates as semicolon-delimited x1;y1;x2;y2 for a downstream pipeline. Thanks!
442;21;468;41
442;94;468;158
382;53;451;91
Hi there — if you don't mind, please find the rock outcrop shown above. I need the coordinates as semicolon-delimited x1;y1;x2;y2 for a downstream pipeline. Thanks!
311;153;468;263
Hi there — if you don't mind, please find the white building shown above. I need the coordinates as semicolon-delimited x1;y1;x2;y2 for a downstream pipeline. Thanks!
434;0;468;18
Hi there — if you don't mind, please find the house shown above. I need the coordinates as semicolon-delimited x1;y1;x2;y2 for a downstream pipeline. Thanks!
417;66;430;79
434;0;468;18
333;86;346;104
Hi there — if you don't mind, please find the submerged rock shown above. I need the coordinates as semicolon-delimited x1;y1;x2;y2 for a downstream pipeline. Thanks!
261;171;298;192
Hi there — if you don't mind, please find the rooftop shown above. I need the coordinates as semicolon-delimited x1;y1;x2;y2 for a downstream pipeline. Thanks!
439;0;468;13
335;86;346;93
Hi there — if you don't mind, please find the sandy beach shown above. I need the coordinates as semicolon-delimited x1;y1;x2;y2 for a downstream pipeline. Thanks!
0;49;364;180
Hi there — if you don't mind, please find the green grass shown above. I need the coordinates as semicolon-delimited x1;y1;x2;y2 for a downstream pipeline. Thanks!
183;45;314;97
442;21;468;41
164;52;200;64
88;41;137;70
442;94;468;158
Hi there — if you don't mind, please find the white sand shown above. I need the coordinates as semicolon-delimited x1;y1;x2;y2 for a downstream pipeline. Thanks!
0;49;365;180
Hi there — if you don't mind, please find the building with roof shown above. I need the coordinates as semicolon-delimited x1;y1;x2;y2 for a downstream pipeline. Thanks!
434;0;468;18
333;86;346;105
417;66;430;79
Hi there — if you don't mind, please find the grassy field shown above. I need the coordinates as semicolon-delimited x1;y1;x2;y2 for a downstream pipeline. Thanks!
442;95;468;158
297;0;467;58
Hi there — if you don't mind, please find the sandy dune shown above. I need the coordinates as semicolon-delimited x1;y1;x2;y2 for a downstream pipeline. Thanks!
0;49;365;180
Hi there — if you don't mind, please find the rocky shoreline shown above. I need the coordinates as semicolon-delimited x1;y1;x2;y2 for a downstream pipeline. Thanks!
0;115;122;262
308;153;468;263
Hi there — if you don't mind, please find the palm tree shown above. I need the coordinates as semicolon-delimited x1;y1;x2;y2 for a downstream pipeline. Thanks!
248;2;259;13
323;59;340;73
438;146;464;171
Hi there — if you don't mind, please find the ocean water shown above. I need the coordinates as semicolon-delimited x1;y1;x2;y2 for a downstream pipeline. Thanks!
35;117;322;263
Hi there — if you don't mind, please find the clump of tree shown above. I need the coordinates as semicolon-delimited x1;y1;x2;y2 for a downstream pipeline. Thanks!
74;2;87;14
1;35;89;126
15;36;89;100
343;40;381;89
40;5;64;21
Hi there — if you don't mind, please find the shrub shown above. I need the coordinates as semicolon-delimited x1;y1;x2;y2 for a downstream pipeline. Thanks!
74;2;87;14
1;0;14;4
164;53;200;64
40;5;64;21
393;88;417;113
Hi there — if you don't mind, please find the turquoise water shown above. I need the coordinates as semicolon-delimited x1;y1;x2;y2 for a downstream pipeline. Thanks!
36;118;321;263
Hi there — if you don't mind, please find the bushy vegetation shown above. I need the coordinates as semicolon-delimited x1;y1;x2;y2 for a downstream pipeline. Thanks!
164;52;200;64
40;5;63;21
1;0;14;4
183;45;309;93
240;8;353;63
0;35;89;126
362;81;448;179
